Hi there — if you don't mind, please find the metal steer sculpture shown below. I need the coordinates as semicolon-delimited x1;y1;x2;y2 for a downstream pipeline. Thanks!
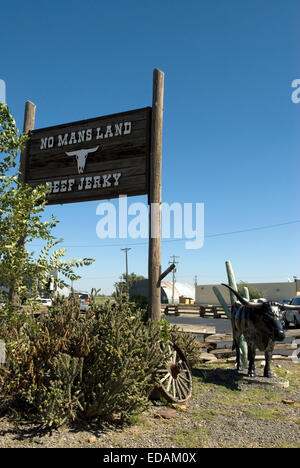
222;284;300;378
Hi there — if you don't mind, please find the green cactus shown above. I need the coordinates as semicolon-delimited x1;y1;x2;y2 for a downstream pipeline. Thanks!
225;261;248;369
242;286;250;301
212;286;230;318
0;296;168;427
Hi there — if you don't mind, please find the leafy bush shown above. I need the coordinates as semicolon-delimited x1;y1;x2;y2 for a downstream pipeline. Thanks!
130;294;148;309
0;298;167;427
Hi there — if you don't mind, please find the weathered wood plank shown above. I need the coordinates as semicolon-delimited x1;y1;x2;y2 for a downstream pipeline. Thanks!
175;324;216;335
285;329;300;338
274;343;298;350
176;310;201;315
210;343;297;355
199;352;218;362
205;333;233;343
29;154;148;180
210;348;234;355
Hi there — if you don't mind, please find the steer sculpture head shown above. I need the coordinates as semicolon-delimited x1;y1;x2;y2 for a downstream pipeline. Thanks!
65;146;99;174
221;284;300;342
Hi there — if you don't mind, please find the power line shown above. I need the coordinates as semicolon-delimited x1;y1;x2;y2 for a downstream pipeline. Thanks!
29;219;300;248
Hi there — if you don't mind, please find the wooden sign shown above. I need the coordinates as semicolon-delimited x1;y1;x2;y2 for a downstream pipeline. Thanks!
22;107;151;204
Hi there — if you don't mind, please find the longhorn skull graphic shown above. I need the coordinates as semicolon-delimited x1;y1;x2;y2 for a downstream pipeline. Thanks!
65;146;100;174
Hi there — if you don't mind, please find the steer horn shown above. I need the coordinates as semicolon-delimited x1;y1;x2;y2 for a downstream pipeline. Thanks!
221;284;263;308
282;304;300;310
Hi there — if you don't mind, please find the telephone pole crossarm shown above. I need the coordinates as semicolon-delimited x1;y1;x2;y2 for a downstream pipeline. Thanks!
158;263;176;287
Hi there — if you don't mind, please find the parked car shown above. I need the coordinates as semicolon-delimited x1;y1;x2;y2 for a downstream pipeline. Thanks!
37;297;52;307
284;297;300;328
70;292;90;312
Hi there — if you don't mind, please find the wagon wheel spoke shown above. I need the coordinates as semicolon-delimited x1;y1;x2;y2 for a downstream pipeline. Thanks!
159;372;171;385
178;374;190;383
177;375;190;391
175;380;184;400
157;341;193;404
166;374;173;392
177;377;190;399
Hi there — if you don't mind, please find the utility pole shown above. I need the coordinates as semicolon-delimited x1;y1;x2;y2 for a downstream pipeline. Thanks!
148;68;164;322
169;256;179;304
121;248;131;295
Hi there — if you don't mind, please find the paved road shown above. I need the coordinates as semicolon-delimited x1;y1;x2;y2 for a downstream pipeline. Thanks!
166;314;232;334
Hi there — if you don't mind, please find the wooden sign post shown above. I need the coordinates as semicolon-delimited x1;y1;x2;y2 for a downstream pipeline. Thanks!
19;101;36;182
20;69;164;321
148;69;164;321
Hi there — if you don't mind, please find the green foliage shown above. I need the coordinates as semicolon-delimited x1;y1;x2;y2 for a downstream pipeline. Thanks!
0;103;28;174
0;104;94;307
131;294;148;309
113;272;146;300
0;298;167;427
237;281;265;300
169;325;201;368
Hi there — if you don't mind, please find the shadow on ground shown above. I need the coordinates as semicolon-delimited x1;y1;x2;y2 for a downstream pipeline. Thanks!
192;367;243;391
192;365;289;393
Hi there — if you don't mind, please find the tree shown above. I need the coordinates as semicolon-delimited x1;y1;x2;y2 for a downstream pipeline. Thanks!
0;104;94;307
237;281;265;300
113;273;145;299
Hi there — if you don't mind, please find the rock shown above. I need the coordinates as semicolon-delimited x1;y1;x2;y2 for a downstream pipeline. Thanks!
282;399;294;405
155;408;178;419
172;403;188;412
278;380;289;389
87;436;96;443
200;352;218;362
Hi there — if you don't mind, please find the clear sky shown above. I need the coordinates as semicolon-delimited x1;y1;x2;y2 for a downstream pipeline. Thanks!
1;0;299;294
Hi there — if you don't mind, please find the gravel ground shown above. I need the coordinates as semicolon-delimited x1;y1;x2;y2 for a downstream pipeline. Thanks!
0;360;299;448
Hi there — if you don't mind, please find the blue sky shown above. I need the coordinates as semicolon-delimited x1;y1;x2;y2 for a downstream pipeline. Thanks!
1;0;299;294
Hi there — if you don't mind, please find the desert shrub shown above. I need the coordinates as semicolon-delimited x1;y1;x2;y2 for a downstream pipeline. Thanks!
0;298;167;427
130;294;148;309
169;325;202;368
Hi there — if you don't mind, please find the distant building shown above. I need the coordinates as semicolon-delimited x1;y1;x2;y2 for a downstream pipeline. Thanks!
129;279;195;304
195;280;300;305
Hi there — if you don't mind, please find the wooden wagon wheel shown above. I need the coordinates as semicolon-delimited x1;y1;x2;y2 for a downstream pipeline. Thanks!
157;341;193;404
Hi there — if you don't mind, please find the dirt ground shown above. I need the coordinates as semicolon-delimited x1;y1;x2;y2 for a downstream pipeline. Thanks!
0;360;299;448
